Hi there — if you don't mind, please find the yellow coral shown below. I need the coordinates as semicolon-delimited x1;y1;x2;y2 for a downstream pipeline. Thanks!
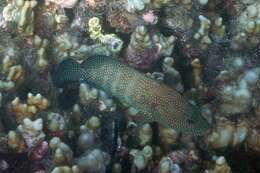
11;93;49;123
87;17;123;53
191;58;202;88
49;137;73;165
88;17;102;40
6;65;25;82
85;116;101;132
33;35;49;72
7;130;27;153
208;156;232;173
18;0;37;36
138;123;153;146
1;56;25;90
159;126;179;146
3;0;37;36
51;165;80;173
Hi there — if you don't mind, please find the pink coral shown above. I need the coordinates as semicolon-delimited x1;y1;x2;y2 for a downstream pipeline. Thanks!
29;141;49;161
142;10;158;25
123;44;161;70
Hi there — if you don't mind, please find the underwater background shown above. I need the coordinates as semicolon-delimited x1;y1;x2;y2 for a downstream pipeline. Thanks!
0;0;260;172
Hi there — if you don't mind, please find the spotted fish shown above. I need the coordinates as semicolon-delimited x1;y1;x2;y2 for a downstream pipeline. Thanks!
53;55;210;136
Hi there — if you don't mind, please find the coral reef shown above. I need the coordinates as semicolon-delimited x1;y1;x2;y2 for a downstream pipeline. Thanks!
130;145;153;170
230;1;260;50
0;0;260;173
205;156;232;173
88;17;123;54
17;118;45;148
51;165;80;173
3;0;37;36
123;25;176;70
10;93;49;123
204;119;249;149
49;137;73;165
1;56;25;91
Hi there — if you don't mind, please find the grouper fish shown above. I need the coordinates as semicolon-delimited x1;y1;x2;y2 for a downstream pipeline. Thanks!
53;55;210;136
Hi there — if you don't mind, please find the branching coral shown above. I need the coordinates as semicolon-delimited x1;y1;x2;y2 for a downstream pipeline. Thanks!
32;35;50;73
130;145;153;170
205;156;232;173
162;4;194;37
52;32;81;63
51;165;80;173
230;1;260;50
150;0;171;9
107;1;140;33
162;57;183;92
88;17;123;53
53;30;119;63
7;130;27;153
124;25;176;70
83;116;101;133
159;157;182;173
138;123;153;146
10;93;49;123
216;58;260;115
191;58;203;88
204;119;249;149
46;112;67;137
75;149;110;173
17;118;45;148
194;15;212;50
79;83;116;111
0;0;260;172
1;56;25;91
49;137;73;165
3;0;37;36
46;0;79;9
159;126;179;146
